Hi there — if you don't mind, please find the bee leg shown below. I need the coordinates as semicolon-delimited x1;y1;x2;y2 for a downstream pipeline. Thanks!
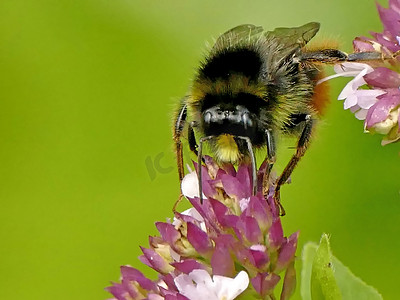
347;52;385;61
262;129;276;195
188;122;199;156
302;49;390;64
301;49;348;63
198;136;214;204
237;136;257;196
275;114;314;216
173;102;188;212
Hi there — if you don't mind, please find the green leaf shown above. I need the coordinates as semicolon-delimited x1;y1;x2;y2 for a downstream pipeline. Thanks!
331;256;383;300
301;234;383;300
310;234;342;300
300;241;316;300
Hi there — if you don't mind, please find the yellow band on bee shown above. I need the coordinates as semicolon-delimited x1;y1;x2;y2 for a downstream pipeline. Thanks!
215;134;240;163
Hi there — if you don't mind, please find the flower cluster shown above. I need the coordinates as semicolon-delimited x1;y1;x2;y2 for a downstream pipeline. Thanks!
333;0;400;145
106;157;298;300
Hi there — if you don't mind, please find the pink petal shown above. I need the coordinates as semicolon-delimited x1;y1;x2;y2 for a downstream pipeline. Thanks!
165;294;190;300
148;295;164;300
219;162;236;176
220;174;247;199
187;222;213;254
211;235;235;276
268;219;284;249
371;31;400;53
236;164;252;195
156;222;181;246
140;247;172;274
171;259;207;274
353;37;376;52
209;198;229;223
106;282;134;300
364;67;400;88
188;197;219;233
377;1;400;38
281;262;296;300
219;214;240;231
193;161;216;198
251;273;280;297
159;273;178;292
250;249;269;268
275;232;299;273
366;89;400;127
245;195;272;233
120;266;156;291
235;247;256;267
240;215;262;244
203;155;220;178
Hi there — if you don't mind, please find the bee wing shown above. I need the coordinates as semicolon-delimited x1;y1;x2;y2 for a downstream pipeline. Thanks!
265;22;320;49
212;24;263;52
263;22;320;80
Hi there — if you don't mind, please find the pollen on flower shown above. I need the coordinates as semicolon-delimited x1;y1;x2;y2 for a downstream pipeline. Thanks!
106;157;299;300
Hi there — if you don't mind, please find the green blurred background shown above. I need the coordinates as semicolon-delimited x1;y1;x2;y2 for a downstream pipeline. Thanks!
0;0;398;299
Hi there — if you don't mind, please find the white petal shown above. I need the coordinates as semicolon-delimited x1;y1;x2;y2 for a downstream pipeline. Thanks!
334;62;374;74
174;273;204;299
338;76;366;100
181;171;207;200
181;208;204;222
355;108;368;120
350;104;361;113
319;62;373;84
181;171;200;198
354;90;383;109
214;271;250;300
174;270;249;300
343;94;358;109
175;270;217;300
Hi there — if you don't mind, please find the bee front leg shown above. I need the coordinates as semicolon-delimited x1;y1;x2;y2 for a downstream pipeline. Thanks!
173;102;188;212
275;115;314;216
188;121;199;156
262;129;276;195
197;136;214;204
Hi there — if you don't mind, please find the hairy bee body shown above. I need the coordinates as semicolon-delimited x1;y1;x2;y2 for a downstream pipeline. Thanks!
187;26;325;163
173;22;352;214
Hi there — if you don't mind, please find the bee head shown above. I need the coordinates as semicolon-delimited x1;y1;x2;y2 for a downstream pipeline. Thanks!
200;92;264;140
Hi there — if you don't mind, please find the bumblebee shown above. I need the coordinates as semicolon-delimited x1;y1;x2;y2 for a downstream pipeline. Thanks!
173;22;381;215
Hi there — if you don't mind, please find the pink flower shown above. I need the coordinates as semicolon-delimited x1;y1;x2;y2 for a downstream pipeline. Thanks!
334;63;385;120
354;0;400;57
106;157;299;299
331;0;400;145
365;89;400;144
